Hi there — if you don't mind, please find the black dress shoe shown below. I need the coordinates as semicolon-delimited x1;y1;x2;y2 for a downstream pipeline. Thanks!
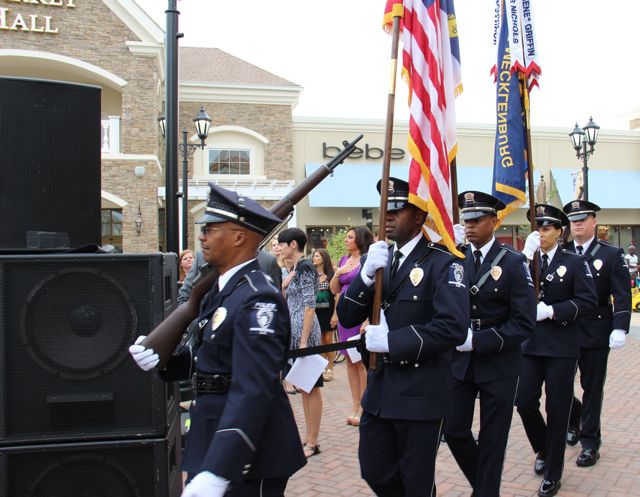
576;448;600;467
566;425;580;446
538;479;561;497
534;452;546;475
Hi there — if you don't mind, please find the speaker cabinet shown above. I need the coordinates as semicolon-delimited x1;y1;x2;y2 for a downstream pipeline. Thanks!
0;253;178;445
0;411;182;497
0;77;101;250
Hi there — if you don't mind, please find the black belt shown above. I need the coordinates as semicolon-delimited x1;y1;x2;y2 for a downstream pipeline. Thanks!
470;317;508;331
194;373;232;395
377;353;434;368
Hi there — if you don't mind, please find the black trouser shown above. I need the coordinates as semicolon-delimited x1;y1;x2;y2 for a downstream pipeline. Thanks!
445;375;519;497
185;474;289;496
359;411;442;497
516;355;577;482
568;347;610;451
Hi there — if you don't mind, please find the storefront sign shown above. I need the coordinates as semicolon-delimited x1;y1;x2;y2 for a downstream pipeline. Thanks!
322;142;405;160
0;0;76;34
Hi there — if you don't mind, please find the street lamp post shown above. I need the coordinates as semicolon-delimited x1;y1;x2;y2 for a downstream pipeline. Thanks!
158;106;212;250
569;116;600;201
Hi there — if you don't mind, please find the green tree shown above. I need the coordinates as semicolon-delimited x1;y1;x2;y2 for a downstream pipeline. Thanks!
326;229;348;269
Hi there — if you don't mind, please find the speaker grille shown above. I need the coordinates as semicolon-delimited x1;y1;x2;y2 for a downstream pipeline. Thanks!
0;253;178;445
0;414;182;497
0;77;101;250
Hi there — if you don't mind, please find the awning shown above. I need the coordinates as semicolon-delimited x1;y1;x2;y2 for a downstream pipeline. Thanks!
551;169;640;208
305;164;505;208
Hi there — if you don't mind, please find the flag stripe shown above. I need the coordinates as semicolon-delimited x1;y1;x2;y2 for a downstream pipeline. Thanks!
384;0;462;256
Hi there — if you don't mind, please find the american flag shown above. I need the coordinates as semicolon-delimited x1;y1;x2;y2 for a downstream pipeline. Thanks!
384;0;462;256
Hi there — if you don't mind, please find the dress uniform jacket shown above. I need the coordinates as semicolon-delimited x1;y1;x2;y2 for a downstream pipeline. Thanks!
567;240;631;348
524;249;597;358
172;260;306;482
337;236;469;421
452;241;536;382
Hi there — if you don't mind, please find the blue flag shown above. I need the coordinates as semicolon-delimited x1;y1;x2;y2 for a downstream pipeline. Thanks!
492;3;528;223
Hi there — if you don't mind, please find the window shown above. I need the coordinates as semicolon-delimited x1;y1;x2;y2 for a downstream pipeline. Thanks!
209;148;251;175
101;209;123;252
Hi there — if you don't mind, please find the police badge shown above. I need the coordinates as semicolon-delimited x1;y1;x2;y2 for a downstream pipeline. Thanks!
409;268;424;286
211;307;227;331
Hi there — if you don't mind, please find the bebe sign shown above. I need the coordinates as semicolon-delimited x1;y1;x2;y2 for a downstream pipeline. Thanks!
0;0;76;34
322;142;405;160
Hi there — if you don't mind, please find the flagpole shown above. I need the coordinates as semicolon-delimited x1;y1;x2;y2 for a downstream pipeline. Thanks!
520;76;540;295
369;14;401;371
451;158;459;224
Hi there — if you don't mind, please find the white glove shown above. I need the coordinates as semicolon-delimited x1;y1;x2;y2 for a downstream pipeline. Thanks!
128;335;159;371
453;224;466;246
456;328;474;352
365;310;390;353
536;302;554;322
609;329;626;349
522;231;541;260
361;241;390;285
181;471;229;497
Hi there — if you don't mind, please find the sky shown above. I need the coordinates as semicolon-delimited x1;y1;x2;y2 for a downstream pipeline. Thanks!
135;0;640;132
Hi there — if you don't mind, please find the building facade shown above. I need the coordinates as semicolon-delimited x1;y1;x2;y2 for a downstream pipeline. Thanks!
1;0;638;255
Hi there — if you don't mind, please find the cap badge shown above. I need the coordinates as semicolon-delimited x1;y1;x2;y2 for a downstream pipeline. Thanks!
536;205;545;216
572;201;580;210
490;265;502;281
410;268;424;286
556;265;567;277
593;259;603;271
464;192;475;205
387;180;395;193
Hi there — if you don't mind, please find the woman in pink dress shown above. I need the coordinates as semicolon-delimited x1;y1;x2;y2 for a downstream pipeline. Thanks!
330;225;374;426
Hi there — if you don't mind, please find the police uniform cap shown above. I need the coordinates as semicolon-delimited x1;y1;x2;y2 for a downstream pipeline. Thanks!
376;177;413;212
197;183;282;235
457;191;506;221
527;203;569;227
562;199;600;222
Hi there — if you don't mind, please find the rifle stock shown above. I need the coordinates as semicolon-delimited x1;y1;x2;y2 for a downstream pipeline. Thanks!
142;134;363;368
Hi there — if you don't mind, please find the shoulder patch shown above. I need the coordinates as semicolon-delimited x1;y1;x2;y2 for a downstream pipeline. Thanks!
249;301;278;336
448;261;466;288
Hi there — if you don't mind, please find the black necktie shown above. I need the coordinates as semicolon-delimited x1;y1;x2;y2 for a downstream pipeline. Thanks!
474;249;482;272
390;250;403;279
577;245;583;255
541;253;549;273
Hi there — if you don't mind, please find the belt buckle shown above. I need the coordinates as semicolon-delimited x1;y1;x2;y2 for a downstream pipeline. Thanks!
381;301;390;311
470;318;481;330
469;285;479;295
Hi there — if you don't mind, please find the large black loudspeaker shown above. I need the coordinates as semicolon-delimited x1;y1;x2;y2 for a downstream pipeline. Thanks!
0;77;101;250
0;414;182;497
0;253;179;446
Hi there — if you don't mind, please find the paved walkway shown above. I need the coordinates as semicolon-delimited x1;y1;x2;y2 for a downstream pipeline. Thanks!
286;313;640;496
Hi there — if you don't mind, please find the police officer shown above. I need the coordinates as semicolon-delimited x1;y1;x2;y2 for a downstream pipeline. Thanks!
562;200;631;466
130;184;306;497
444;191;536;497
336;177;469;497
516;204;597;497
